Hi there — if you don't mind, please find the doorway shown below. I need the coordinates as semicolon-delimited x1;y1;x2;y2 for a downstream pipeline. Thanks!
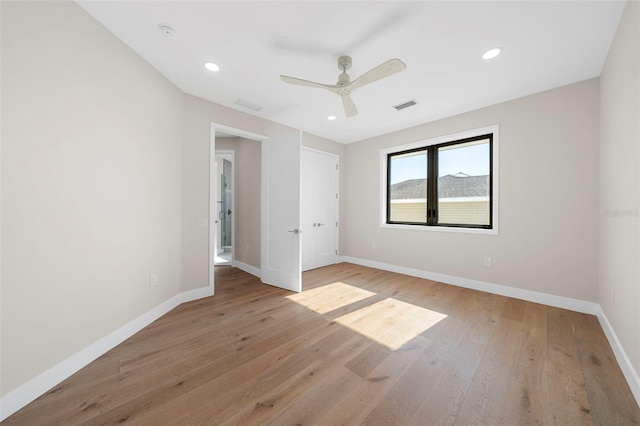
209;123;266;292
214;151;234;266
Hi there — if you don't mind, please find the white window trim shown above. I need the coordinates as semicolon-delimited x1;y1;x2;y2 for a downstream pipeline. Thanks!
379;124;499;235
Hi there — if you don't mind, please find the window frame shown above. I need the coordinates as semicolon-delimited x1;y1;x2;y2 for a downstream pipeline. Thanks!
380;125;499;235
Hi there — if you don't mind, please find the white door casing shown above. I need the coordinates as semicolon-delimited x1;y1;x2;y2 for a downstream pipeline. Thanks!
209;127;217;291
261;132;302;292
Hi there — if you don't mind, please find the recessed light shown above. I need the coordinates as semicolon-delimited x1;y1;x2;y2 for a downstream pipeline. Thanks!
327;115;337;121
204;62;220;72
482;47;502;60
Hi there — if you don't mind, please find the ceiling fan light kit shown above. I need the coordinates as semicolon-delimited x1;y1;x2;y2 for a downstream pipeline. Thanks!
280;55;406;118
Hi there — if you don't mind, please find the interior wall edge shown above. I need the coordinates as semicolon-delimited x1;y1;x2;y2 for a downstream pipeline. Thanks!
232;260;261;279
0;286;213;422
597;306;640;406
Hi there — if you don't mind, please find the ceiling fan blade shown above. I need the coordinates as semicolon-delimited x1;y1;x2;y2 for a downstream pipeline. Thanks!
342;95;358;118
280;75;332;90
349;58;406;91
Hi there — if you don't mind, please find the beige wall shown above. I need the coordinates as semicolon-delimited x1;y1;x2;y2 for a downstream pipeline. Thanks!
180;95;344;291
1;1;183;395
6;0;627;409
344;78;600;301
599;0;640;382
180;95;292;292
215;138;262;268
1;2;345;401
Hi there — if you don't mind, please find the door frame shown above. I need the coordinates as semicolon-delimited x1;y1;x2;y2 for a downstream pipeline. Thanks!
209;123;266;292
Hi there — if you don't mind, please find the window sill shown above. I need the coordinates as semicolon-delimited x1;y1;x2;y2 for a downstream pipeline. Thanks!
380;222;499;235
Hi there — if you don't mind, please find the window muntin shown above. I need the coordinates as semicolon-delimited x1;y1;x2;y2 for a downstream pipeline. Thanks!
386;134;493;229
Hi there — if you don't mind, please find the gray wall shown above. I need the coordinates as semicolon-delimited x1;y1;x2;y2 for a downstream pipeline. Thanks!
599;0;640;384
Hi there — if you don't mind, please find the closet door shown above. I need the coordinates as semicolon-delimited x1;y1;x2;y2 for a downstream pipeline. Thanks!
314;152;338;267
302;149;338;271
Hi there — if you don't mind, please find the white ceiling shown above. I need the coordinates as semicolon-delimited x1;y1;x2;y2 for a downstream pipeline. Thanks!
78;1;626;144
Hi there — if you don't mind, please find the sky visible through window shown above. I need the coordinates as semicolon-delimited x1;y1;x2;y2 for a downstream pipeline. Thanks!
390;142;489;185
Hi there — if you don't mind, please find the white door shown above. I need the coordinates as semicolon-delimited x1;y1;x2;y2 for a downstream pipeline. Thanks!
302;149;339;271
261;132;302;292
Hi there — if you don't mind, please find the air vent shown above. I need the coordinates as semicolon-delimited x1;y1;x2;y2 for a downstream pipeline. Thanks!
234;98;263;112
393;99;419;111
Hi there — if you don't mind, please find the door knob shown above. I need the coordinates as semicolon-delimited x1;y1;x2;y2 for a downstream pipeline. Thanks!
288;229;302;234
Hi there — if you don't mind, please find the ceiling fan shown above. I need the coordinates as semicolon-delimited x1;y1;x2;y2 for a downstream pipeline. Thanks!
280;56;406;118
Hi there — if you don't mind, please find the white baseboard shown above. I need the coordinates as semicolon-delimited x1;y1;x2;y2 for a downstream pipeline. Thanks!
181;284;214;301
340;256;639;407
341;256;599;314
4;260;638;420
233;260;261;279
0;286;213;421
596;307;640;406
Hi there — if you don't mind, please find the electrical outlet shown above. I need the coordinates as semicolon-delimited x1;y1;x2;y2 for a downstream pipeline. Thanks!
198;218;208;229
484;257;492;267
371;242;377;250
150;273;158;287
246;244;250;253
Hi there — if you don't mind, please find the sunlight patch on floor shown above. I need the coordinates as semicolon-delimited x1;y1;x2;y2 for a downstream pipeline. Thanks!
333;298;447;350
286;282;376;314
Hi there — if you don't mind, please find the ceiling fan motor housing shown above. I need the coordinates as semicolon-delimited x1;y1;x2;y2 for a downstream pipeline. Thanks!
337;56;353;85
338;55;353;71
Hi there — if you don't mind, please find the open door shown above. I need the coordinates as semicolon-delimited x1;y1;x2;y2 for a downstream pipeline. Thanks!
261;131;302;292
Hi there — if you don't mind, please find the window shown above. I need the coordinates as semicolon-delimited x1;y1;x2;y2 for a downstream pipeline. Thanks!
382;126;497;233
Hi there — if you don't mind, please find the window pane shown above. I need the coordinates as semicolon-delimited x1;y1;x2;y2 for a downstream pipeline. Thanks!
437;139;490;226
389;150;427;223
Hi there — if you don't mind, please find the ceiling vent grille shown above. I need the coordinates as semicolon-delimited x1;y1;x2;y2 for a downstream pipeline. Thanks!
393;99;419;111
234;98;263;111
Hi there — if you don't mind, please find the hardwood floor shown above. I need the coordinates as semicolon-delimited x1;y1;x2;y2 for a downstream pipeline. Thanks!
4;263;639;425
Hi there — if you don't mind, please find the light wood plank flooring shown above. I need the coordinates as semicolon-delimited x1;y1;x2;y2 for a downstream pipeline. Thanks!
3;263;639;425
